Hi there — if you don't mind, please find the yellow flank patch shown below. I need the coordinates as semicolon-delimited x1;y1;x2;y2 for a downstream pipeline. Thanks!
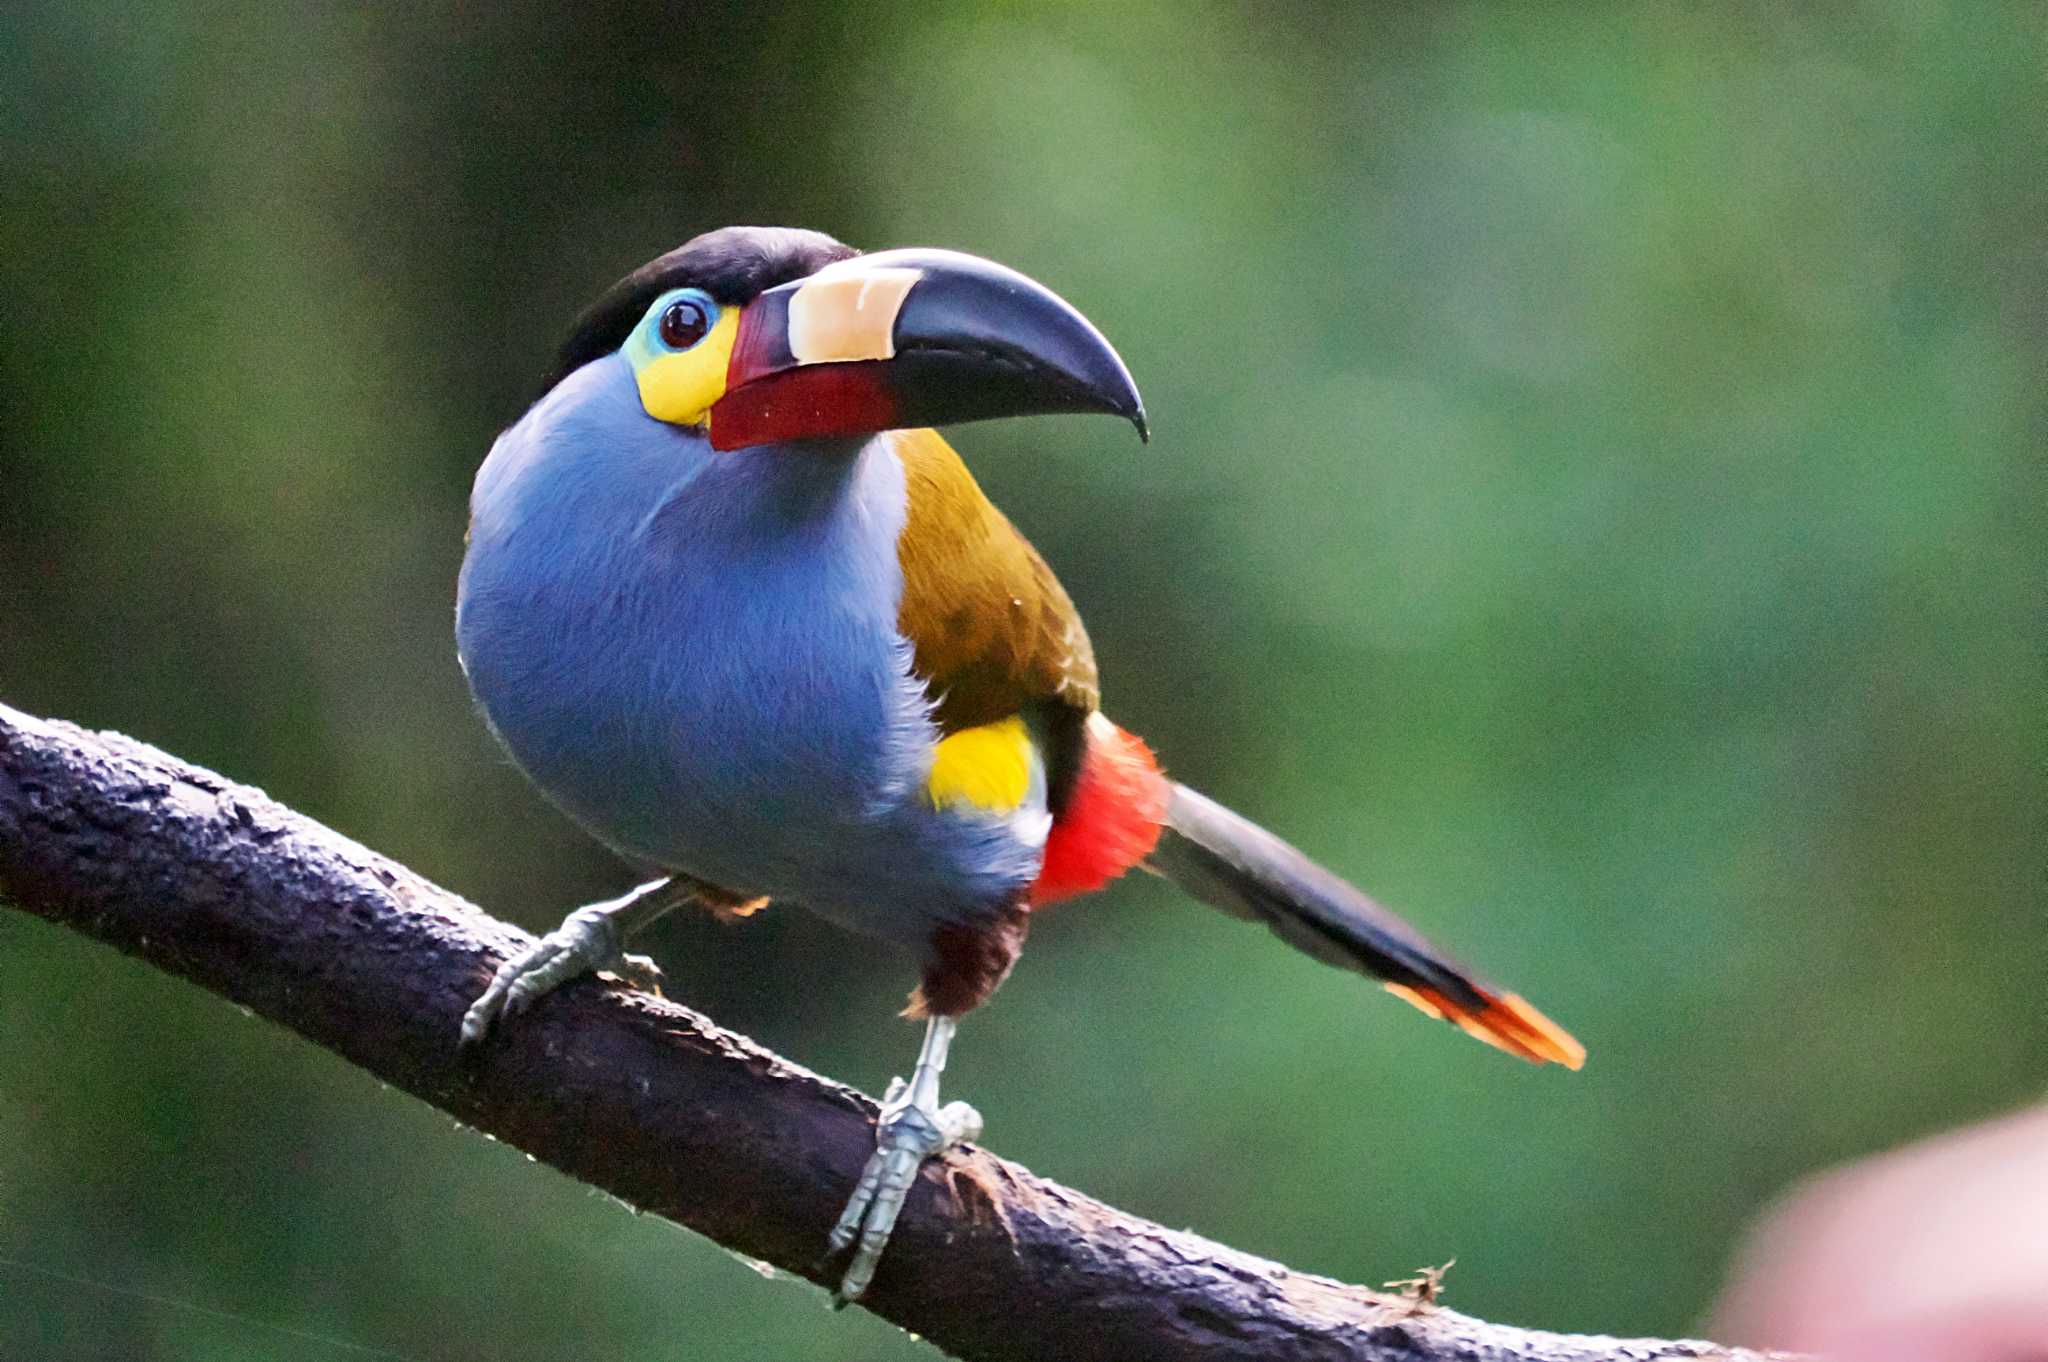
925;716;1033;814
636;306;740;426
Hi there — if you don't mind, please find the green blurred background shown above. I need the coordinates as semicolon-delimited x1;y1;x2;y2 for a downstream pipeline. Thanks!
2;3;2042;1358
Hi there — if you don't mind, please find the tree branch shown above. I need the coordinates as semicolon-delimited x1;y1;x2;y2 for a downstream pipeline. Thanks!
0;701;1788;1362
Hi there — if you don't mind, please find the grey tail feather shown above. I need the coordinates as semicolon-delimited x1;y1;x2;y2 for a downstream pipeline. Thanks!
1145;781;1493;1013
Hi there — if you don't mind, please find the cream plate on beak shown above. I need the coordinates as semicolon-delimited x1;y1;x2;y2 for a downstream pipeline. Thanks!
786;265;923;365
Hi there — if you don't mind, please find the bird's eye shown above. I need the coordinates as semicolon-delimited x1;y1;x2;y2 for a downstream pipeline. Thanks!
659;296;712;350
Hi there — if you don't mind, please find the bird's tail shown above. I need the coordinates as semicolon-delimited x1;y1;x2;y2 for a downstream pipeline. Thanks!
1147;782;1584;1068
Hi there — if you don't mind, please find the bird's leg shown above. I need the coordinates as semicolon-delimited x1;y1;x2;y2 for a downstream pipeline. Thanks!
459;877;683;1047
828;1014;982;1305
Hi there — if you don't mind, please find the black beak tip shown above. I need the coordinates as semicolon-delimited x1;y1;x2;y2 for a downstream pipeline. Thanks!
1091;367;1146;442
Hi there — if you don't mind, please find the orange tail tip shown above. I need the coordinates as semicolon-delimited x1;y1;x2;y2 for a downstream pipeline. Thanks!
1384;982;1586;1070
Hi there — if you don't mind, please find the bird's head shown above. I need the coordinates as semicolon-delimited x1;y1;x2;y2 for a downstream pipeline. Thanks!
542;226;1146;450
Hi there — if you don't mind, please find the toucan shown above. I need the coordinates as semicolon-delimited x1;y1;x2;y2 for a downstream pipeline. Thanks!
455;226;1583;1304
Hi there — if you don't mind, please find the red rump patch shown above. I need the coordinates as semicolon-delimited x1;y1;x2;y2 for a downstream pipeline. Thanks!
1029;720;1169;905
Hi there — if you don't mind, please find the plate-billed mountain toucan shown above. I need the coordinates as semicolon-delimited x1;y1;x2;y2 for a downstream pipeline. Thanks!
455;225;1583;1303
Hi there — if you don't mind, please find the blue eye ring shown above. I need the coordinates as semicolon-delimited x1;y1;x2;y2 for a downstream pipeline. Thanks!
650;288;720;352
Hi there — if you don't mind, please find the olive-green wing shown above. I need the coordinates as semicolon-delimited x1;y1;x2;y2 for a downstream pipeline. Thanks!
888;428;1099;738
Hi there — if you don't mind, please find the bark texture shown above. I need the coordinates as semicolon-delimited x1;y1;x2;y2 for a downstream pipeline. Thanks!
0;702;1791;1362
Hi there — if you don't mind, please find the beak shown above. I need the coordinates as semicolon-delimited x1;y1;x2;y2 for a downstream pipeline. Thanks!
708;248;1147;451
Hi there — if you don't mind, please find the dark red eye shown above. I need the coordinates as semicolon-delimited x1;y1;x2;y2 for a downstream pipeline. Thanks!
659;297;710;349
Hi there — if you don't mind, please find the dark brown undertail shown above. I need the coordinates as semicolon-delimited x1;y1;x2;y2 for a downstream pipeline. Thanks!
907;900;1032;1019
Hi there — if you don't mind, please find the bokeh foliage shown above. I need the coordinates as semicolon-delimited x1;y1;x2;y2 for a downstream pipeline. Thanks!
2;3;2041;1359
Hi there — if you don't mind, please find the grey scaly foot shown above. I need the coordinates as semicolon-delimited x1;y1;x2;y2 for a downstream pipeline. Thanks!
829;1016;980;1304
459;878;679;1048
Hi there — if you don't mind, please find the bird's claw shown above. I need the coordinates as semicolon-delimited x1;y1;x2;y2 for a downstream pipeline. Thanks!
609;951;666;993
829;1079;982;1305
459;904;663;1048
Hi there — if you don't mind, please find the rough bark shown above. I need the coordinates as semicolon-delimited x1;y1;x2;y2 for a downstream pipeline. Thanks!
0;701;1791;1362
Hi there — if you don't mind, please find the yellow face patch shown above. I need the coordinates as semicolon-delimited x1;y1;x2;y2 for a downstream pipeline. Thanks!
633;305;739;426
925;715;1035;814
